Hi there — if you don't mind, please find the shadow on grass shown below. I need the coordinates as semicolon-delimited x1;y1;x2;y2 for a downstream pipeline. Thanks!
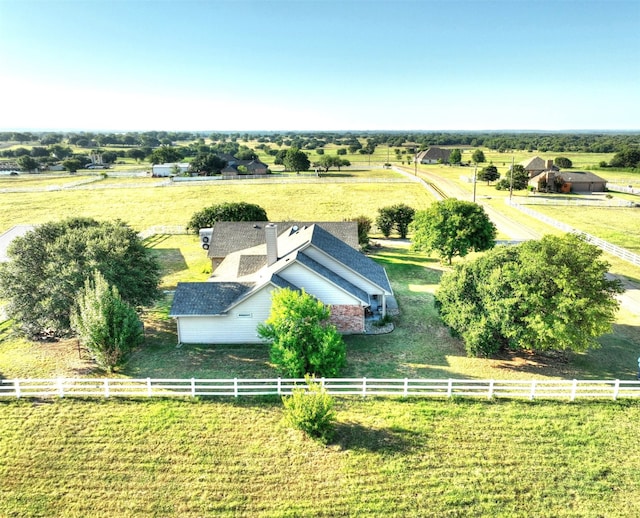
333;420;418;453
148;248;188;279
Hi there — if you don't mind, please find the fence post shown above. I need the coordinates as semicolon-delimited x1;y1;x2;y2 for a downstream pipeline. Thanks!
14;379;21;399
404;378;408;397
234;378;238;398
488;379;494;400
277;377;281;395
570;379;577;402
613;379;620;401
147;378;152;397
447;379;453;398
529;380;536;401
191;378;195;397
362;377;367;398
57;377;65;398
104;379;110;398
321;377;325;389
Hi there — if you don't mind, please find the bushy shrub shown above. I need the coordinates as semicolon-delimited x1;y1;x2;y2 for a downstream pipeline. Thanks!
283;378;336;443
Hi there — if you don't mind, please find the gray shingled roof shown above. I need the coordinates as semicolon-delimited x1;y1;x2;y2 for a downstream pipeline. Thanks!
170;282;255;316
416;147;451;163
207;221;359;259
308;225;392;293
558;170;607;183
297;252;370;303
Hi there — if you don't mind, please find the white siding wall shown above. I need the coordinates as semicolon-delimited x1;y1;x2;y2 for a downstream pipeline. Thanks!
279;263;361;305
303;247;384;295
177;285;275;344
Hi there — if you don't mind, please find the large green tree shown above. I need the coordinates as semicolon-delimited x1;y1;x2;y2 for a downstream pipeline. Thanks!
257;288;346;377
497;164;529;191
17;155;39;172
478;164;500;185
471;149;486;164
71;271;143;372
449;148;462;165
0;218;160;337
188;153;227;175
410;199;496;264
375;204;415;239
283;147;310;173
186;202;268;234
148;145;184;165
435;234;623;357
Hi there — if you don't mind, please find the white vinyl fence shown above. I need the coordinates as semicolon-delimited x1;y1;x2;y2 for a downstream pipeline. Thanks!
1;377;639;401
506;199;640;266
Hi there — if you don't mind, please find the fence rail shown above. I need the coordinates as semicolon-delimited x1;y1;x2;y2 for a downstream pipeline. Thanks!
1;377;639;401
506;199;640;266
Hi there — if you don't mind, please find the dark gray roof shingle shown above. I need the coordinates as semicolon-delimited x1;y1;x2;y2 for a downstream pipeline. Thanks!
297;252;370;303
170;282;254;316
207;221;358;258
308;225;392;293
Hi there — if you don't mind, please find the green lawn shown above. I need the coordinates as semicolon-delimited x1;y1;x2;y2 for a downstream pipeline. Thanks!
0;397;638;517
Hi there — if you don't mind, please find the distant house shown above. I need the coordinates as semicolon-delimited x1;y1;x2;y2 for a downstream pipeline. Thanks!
170;222;393;344
415;147;451;164
221;159;269;176
529;170;607;193
520;156;559;178
152;162;190;177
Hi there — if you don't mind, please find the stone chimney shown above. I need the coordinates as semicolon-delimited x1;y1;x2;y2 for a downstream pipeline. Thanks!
265;224;278;266
547;159;554;170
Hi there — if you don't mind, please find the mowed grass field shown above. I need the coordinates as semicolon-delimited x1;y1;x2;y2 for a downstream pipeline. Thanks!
0;397;639;517
0;173;431;233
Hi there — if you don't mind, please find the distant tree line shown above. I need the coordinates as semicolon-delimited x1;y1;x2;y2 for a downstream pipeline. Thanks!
2;131;639;156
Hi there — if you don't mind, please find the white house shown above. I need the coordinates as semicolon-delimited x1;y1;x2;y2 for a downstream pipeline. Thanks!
170;223;393;344
151;162;190;177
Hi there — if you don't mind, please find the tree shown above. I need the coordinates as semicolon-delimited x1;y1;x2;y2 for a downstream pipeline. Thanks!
48;144;73;160
610;148;640;169
449;148;462;165
186;202;268;234
554;156;573;168
188;153;227;176
148;145;183;165
257;288;346;377
126;148;147;163
375;207;395;238
410;199;496;264
283;147;310;173
282;377;336;443
435;234;623;357
71;271;143;372
62;159;82;173
376;204;415;239
0;218;160;337
101;151;118;164
350;215;372;246
471;149;486;164
391;203;415;239
16;155;39;172
497;164;529;191
477;164;500;185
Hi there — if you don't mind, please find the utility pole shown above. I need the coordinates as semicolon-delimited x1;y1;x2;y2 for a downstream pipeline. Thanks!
509;156;514;202
473;164;477;203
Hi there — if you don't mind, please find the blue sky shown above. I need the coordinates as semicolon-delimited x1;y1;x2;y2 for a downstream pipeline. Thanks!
1;0;638;131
